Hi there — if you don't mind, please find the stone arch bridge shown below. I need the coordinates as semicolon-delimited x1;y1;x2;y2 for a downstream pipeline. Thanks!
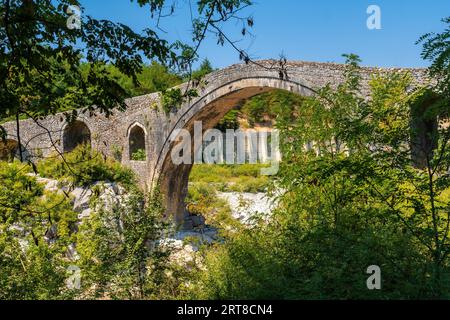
1;60;428;224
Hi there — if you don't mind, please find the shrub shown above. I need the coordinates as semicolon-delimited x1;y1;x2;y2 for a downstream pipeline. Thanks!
37;144;136;188
186;182;238;230
0;161;78;299
131;148;146;161
75;187;181;299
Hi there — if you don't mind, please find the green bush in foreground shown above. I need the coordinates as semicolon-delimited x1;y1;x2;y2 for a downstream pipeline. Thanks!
0;162;78;299
0;160;183;300
75;187;183;299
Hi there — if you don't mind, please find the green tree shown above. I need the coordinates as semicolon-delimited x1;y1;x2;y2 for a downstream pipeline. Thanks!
0;0;254;151
190;52;449;299
102;62;183;98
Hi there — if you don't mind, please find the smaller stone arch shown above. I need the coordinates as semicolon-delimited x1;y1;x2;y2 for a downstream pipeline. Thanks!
128;122;147;161
63;121;91;153
0;139;22;162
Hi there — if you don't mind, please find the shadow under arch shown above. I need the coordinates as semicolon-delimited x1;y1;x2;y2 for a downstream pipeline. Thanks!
154;76;316;224
63;120;91;153
0;139;29;162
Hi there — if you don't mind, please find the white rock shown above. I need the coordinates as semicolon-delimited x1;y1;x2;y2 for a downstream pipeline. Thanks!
67;244;80;260
217;192;277;225
71;187;92;212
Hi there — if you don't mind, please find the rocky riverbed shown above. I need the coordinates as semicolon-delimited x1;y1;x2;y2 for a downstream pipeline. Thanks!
29;175;278;265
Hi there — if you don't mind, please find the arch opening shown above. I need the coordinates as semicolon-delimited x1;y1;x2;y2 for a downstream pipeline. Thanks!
157;79;313;225
63;121;91;153
410;90;444;169
129;124;147;161
0;139;20;162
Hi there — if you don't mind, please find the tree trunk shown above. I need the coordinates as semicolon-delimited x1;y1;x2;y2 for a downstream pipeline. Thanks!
16;111;23;162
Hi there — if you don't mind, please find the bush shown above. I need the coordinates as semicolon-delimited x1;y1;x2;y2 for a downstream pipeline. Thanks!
191;208;433;299
0;161;78;299
75;187;181;299
131;148;146;161
186;182;238;230
37;144;136;188
0;161;183;300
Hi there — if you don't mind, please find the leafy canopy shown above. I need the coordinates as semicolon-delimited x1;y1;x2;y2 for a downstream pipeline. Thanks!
0;0;253;130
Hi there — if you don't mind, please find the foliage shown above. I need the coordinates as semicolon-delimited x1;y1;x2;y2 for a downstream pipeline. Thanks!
0;0;169;121
240;89;308;125
0;160;184;300
0;161;77;299
186;182;238;230
214;89;309;131
131;148;146;161
75;187;178;299
161;87;199;113
100;62;182;98
37;144;136;188
216;90;308;131
189;163;270;193
110;144;123;162
189;53;450;299
190;58;215;81
215;109;241;131
0;0;254;138
191;208;431;299
418;17;450;101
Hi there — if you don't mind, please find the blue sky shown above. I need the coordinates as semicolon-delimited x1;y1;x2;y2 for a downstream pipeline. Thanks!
80;0;450;68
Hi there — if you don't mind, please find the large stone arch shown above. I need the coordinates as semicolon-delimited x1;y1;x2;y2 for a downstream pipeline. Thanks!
154;76;315;224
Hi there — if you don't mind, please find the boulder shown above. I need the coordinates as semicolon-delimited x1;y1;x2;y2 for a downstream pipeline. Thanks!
71;187;92;212
78;208;91;219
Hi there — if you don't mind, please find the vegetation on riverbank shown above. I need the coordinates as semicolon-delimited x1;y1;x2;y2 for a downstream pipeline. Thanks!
189;164;270;193
1;11;449;299
188;51;450;299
